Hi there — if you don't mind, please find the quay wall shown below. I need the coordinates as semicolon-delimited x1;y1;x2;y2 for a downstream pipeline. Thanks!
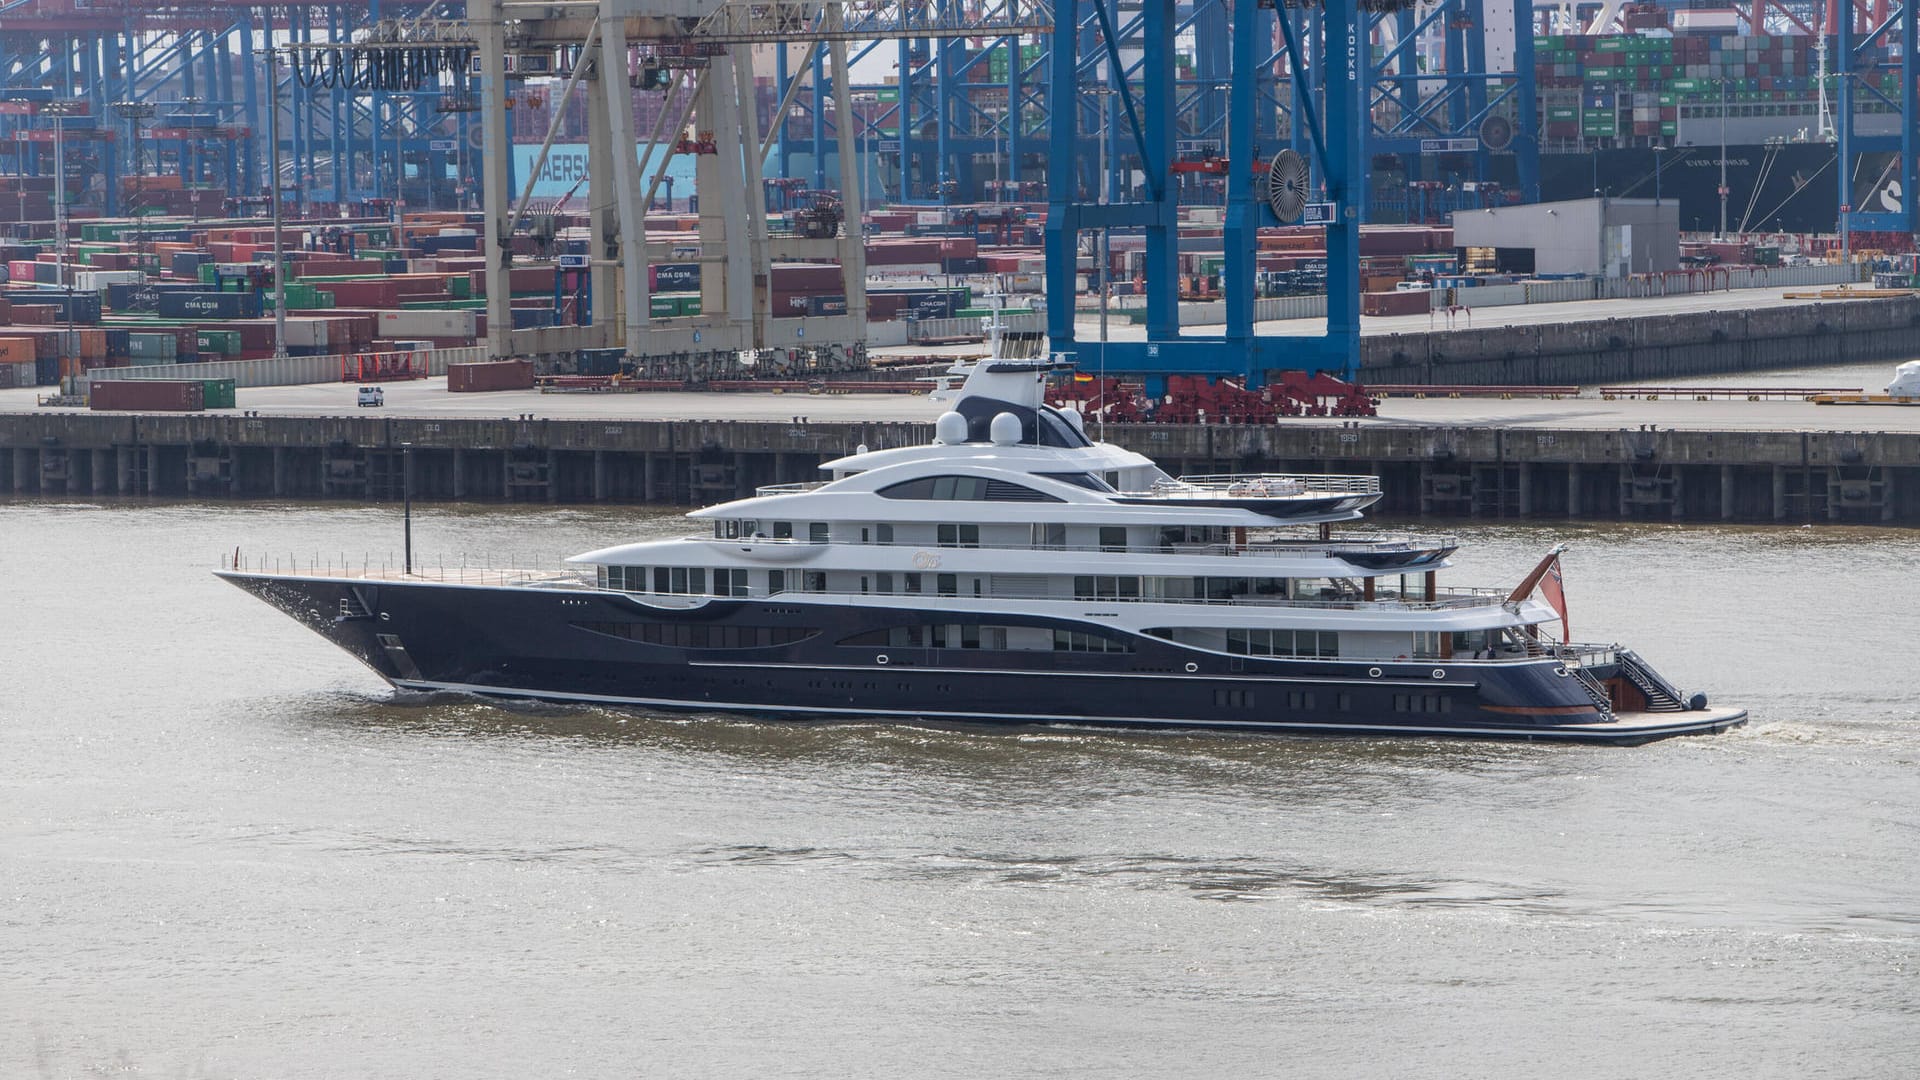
1360;295;1920;386
3;412;1916;525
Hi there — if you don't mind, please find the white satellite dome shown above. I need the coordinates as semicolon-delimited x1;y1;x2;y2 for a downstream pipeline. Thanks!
934;411;969;445
989;412;1024;446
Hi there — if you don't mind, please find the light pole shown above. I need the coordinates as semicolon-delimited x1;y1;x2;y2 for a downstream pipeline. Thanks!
41;100;83;286
42;100;82;394
268;48;289;358
110;100;156;197
1717;79;1729;239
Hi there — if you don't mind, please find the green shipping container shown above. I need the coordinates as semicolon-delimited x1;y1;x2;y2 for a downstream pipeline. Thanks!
197;330;242;356
199;379;236;409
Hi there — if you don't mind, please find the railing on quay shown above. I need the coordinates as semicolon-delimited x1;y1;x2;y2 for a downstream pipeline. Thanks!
85;346;486;390
1598;384;1864;400
1369;384;1580;399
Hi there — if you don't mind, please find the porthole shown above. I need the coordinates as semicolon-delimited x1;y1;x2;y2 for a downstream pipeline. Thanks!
1184;662;1198;673
1368;666;1382;678
876;654;889;665
1432;669;1446;680
1554;666;1570;678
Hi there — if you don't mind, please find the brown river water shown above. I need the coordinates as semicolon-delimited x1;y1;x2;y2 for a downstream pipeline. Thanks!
2;499;1915;1078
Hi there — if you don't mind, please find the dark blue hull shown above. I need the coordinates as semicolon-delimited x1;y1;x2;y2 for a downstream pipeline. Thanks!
222;573;1745;745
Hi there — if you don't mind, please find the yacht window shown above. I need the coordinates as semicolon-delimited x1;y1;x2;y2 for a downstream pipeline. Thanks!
1074;575;1141;600
1038;471;1113;492
1451;630;1491;657
876;523;895;544
803;571;828;592
936;524;980;548
839;624;1020;650
809;523;831;543
1098;526;1128;552
1031;523;1067;549
1225;629;1339;658
936;476;984;500
768;570;786;595
1104;471;1122;490
879;475;1063;503
651;567;708;595
1053;629;1133;653
1413;632;1445;658
936;574;958;597
904;573;923;594
715;569;751;597
576;622;816;649
773;522;793;539
875;573;895;594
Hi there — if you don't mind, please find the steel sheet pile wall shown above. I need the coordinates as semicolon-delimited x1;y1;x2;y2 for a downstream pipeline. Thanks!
1360;295;1920;385
3;411;1917;524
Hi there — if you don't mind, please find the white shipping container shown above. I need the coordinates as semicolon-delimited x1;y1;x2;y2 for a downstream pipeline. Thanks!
377;309;478;338
75;269;147;291
281;317;331;348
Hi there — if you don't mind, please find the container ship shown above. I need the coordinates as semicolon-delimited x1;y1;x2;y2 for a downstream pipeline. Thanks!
1373;23;1886;236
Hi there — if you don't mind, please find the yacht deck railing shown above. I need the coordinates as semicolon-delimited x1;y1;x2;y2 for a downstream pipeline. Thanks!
1126;473;1383;500
697;534;1458;561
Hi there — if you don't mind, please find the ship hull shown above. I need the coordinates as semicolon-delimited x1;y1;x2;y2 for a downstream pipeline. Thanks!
224;572;1745;746
1540;143;1841;234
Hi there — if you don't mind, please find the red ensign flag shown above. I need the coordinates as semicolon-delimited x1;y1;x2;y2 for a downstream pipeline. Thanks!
1540;555;1569;643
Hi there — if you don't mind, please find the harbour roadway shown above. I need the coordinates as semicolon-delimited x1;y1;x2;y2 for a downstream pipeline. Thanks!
7;370;1919;431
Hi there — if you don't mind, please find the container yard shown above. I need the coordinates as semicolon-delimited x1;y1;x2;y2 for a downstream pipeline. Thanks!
0;0;1910;469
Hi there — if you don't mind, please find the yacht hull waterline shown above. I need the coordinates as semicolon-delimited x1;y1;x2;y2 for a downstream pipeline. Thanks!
219;338;1743;745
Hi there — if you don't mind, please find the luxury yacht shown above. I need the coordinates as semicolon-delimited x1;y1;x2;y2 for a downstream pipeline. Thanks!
220;334;1745;744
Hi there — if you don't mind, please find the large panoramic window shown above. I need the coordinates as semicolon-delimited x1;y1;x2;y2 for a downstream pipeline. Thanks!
879;475;1063;503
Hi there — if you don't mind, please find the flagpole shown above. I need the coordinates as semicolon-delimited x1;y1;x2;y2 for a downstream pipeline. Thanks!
1505;543;1569;604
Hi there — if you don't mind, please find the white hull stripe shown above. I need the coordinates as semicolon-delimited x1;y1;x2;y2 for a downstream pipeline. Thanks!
388;679;1745;740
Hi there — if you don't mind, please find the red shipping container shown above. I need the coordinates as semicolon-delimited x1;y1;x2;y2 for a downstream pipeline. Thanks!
770;263;845;291
447;359;535;392
1362;291;1432;317
89;379;204;411
324;280;401;307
